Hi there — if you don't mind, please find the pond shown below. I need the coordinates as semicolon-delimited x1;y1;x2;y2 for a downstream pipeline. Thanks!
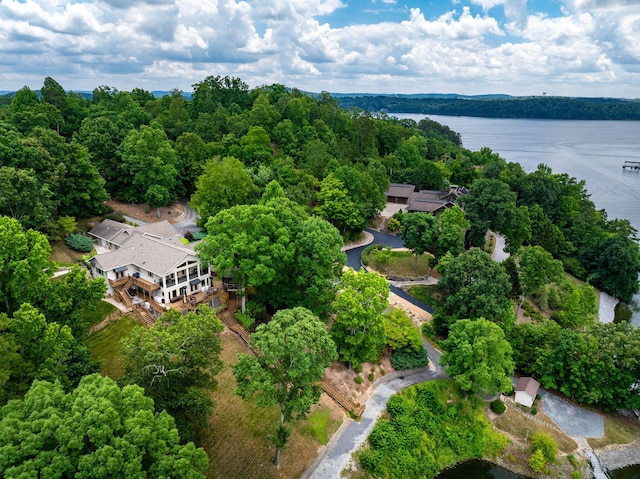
610;464;640;478
436;460;532;479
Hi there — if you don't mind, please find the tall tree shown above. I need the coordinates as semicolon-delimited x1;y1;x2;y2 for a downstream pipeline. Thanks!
0;374;208;478
120;305;224;442
437;204;469;259
190;156;258;224
437;248;513;330
399;212;438;273
441;318;515;396
593;235;640;302
331;269;389;368
0;216;52;314
517;245;564;306
118;123;177;204
233;307;337;466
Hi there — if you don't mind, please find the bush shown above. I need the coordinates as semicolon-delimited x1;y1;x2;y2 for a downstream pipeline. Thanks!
387;217;401;232
354;376;363;384
192;231;208;241
391;347;429;370
104;212;126;223
65;233;93;252
562;257;587;280
490;399;506;414
236;311;255;329
368;372;375;381
531;407;538;415
531;430;557;463
529;448;547;473
421;322;437;341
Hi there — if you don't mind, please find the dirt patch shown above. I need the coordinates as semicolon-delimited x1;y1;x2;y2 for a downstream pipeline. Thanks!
105;199;185;224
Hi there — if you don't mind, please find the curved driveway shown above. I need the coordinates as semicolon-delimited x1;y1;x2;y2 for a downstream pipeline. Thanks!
346;229;435;314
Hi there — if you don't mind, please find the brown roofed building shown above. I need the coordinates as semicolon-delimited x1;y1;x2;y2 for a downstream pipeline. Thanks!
514;377;540;408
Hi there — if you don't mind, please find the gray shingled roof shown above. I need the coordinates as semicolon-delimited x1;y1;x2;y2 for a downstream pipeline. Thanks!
385;183;416;198
91;235;198;276
407;197;453;213
88;219;135;245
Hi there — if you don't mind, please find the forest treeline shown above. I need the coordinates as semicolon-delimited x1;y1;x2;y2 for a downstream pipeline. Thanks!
1;75;640;477
336;95;640;120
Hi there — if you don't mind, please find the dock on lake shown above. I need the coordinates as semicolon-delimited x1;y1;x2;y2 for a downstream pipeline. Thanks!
622;161;640;171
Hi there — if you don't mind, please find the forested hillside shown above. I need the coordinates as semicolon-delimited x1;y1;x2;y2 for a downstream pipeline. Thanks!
337;95;640;120
1;75;640;478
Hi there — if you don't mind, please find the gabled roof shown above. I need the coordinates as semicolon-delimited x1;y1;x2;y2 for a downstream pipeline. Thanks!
88;219;181;248
88;218;134;245
91;235;198;277
407;197;454;213
515;377;540;398
385;183;416;198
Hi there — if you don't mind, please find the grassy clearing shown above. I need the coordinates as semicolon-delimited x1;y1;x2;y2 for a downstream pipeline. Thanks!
408;284;445;309
588;415;640;449
203;331;343;479
365;248;431;277
493;405;577;454
49;240;90;266
79;300;117;331
86;314;141;379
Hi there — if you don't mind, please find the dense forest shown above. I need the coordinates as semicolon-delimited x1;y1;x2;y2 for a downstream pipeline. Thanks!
1;76;640;478
336;95;640;120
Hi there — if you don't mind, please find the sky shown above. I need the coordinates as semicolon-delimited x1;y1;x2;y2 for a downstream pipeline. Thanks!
1;0;639;98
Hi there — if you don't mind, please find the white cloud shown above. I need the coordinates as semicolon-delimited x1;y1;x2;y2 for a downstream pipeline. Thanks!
0;0;637;97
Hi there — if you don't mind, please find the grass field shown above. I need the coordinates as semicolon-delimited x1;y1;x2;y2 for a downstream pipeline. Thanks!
86;314;141;378
493;405;577;454
79;299;117;332
203;331;343;479
365;248;432;277
588;415;640;449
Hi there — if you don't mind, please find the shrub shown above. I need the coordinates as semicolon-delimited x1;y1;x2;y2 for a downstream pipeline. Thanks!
531;430;557;463
368;372;375;381
183;230;194;242
104;212;126;223
421;322;437;341
529;448;547;473
387;217;401;232
391;347;429;370
65;233;93;252
236;311;255;329
354;376;363;384
490;399;506;414
562;257;586;280
531;407;538;415
192;231;208;241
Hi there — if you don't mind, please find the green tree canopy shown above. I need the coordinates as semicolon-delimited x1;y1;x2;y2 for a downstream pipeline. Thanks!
120;305;224;442
190;156;258;224
517;245;564;305
399;212;438;272
331;269;389;367
437;248;513;330
0;374;208;478
233;307;337;465
440;318;515;396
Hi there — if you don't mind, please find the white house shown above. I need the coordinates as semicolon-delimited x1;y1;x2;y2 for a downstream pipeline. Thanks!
514;377;540;408
88;219;224;321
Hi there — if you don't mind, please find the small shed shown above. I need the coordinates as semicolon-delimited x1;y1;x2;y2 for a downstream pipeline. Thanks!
514;377;540;408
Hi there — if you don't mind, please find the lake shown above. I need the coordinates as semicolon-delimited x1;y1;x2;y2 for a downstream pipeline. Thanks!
394;113;640;325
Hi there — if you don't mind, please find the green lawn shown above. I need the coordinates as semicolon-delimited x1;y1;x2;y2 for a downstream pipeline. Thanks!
79;300;117;331
85;314;141;379
408;284;445;309
365;248;432;277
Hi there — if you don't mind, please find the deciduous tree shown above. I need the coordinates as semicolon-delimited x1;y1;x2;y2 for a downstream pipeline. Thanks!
400;212;438;272
233;307;337;466
120;305;224;442
440;318;515;396
0;374;208;478
331;269;389;367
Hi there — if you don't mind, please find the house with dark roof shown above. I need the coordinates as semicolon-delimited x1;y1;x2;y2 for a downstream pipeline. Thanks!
384;184;468;216
87;219;225;323
385;183;416;204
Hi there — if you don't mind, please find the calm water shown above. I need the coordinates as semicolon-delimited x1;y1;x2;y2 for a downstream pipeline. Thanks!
394;113;640;325
436;460;531;479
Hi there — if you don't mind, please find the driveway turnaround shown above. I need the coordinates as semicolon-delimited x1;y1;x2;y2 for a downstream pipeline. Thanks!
540;390;604;438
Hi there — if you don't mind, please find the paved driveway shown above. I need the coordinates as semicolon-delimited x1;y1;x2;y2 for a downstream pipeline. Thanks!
540;390;604;438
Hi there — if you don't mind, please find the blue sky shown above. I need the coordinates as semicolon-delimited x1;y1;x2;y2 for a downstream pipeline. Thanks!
1;0;639;98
